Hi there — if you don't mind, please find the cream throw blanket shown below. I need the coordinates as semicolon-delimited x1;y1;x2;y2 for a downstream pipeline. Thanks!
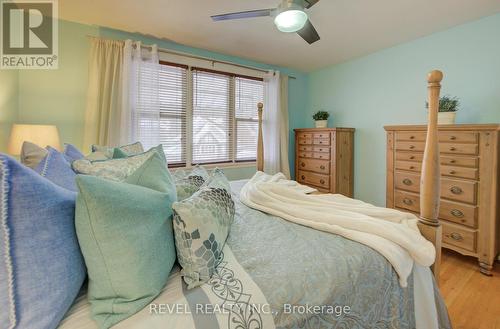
239;172;436;287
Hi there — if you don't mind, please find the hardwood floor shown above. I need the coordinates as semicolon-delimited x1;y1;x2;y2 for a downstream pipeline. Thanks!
439;249;500;329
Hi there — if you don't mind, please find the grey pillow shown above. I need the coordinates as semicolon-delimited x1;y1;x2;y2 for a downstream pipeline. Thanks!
172;169;234;289
173;165;209;201
72;145;166;181
20;141;48;168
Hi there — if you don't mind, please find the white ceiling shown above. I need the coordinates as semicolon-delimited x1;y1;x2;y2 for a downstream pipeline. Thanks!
59;0;500;72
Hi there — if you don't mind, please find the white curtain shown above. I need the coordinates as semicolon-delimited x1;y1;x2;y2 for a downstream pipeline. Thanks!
122;40;160;149
263;71;290;178
83;38;160;150
83;38;124;150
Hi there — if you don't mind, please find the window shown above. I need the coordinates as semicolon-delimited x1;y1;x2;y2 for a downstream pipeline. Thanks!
149;61;264;167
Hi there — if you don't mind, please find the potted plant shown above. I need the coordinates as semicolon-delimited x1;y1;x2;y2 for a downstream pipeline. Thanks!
426;95;460;124
312;111;330;128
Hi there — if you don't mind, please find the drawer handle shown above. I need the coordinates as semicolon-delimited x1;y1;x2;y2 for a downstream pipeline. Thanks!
403;178;413;186
409;156;415;160
450;136;457;140
410;135;415;139
451;209;464;218
319;141;324;144
409;166;415;170
301;175;305;180
449;159;456;164
449;170;456;175
301;162;305;167
450;232;463;241
320;179;325;185
320;165;326;170
409;145;415;149
403;198;413;206
450;186;463;195
449;147;456;151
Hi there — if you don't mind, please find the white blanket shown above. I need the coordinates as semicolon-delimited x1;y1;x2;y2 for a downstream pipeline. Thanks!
239;172;436;286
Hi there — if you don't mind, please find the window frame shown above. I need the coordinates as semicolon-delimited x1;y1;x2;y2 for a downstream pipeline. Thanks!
158;60;264;168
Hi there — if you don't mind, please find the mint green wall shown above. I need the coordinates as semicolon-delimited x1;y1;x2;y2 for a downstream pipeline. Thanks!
308;13;500;206
18;21;98;150
13;19;308;179
0;70;18;153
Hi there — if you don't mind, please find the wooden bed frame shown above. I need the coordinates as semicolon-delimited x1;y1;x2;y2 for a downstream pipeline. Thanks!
255;70;444;278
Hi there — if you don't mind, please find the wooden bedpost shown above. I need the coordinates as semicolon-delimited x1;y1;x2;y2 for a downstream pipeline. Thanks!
418;70;443;279
257;102;264;172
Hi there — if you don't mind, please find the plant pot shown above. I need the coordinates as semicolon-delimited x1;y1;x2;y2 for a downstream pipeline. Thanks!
438;112;456;125
315;120;328;128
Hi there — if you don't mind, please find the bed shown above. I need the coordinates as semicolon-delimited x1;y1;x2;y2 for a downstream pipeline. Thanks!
57;71;451;329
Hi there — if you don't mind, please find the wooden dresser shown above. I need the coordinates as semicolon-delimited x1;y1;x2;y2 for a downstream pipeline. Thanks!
385;124;500;275
294;128;355;196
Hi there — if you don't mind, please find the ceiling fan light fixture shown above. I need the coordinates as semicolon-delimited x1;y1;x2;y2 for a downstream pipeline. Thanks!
274;9;308;33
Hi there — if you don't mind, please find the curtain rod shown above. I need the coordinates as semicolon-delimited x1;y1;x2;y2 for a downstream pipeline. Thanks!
86;35;297;79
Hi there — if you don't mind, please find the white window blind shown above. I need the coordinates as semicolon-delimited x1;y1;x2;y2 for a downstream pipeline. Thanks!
136;61;264;167
235;77;263;161
158;63;188;165
192;69;232;164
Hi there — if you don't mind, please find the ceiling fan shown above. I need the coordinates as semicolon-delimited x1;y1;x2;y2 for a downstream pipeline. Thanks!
211;0;321;44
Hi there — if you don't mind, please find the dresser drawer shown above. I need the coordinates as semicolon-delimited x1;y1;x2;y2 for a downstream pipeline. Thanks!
394;190;420;212
395;160;421;172
298;138;312;145
441;178;477;204
440;143;478;155
440;155;478;168
442;222;476;252
313;152;330;160
441;165;478;180
395;172;420;193
439;200;477;228
298;145;313;152
396;152;423;162
396;131;426;141
297;132;313;139
313;132;330;139
439;131;478;143
298;151;312;158
395;141;426;152
298;170;329;189
297;158;330;174
313;138;330;146
313;146;330;153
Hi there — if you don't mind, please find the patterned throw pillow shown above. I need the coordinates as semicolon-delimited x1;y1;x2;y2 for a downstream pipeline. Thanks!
89;141;144;160
173;165;209;201
72;145;165;181
172;169;234;289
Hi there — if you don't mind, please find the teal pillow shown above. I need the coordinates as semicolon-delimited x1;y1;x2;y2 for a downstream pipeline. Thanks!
112;147;128;159
75;153;177;328
172;169;234;289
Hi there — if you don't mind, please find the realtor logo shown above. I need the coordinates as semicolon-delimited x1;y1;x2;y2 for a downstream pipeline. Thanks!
1;0;58;69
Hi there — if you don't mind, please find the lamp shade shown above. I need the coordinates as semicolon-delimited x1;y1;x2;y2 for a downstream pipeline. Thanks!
7;124;61;155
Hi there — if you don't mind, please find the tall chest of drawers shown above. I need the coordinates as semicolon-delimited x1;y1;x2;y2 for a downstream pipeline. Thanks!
385;124;500;275
294;128;355;196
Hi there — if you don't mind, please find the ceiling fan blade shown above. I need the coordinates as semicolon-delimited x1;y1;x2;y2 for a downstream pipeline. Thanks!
211;9;273;21
304;0;320;9
297;19;320;44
